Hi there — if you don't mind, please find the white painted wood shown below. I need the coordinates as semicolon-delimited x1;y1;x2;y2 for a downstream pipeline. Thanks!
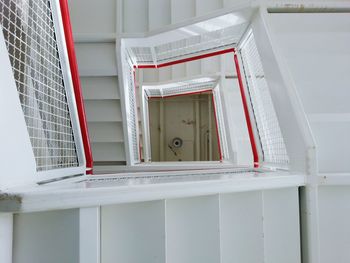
68;0;116;35
0;27;37;189
81;77;120;100
318;186;350;263
196;0;223;16
0;213;13;263
263;187;301;263
88;122;124;143
80;207;100;263
170;0;196;24
75;43;118;76
122;0;149;33
13;209;79;263
166;195;220;263
91;142;126;162
85;100;122;122
101;201;166;263
267;12;350;173
252;10;316;173
148;0;171;31
220;191;264;263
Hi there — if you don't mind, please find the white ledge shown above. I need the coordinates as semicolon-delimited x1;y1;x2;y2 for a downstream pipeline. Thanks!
1;170;305;213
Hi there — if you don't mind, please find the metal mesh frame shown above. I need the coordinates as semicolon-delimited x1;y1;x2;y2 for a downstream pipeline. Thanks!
144;78;217;98
125;54;139;162
0;0;79;171
239;31;289;166
155;25;246;64
127;24;248;66
212;87;229;160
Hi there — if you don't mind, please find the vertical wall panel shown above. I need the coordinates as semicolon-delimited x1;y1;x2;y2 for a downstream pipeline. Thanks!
166;196;220;263
319;186;350;263
68;0;116;34
170;0;196;24
220;191;264;263
148;0;171;31
13;210;79;263
195;0;223;16
101;201;166;263
263;187;301;263
123;0;149;33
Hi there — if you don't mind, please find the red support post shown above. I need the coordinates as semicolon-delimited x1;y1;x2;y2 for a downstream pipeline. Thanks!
234;53;259;168
59;0;94;174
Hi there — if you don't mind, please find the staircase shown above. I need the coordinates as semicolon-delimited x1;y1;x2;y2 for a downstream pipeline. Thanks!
68;0;253;170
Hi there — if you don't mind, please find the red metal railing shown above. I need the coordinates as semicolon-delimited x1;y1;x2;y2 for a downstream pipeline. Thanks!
133;48;260;167
59;0;93;174
234;53;259;167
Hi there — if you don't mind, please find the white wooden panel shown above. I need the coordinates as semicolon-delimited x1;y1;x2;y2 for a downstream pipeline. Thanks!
13;210;79;263
202;56;220;74
319;186;350;263
166;195;220;263
263;187;301;263
0;27;37;188
149;0;171;31
68;0;116;34
158;67;172;81
0;214;12;263
81;77;119;100
123;0;149;33
85;100;122;122
101;201;166;263
267;13;350;172
88;122;124;143
142;68;159;82
91;142;126;161
171;0;196;23
76;43;117;76
220;191;264;263
186;60;201;76
79;207;100;263
223;0;247;7
311;122;350;173
171;64;186;79
195;0;223;16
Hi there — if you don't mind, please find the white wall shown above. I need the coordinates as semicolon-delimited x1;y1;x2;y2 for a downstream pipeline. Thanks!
13;209;80;263
267;13;350;174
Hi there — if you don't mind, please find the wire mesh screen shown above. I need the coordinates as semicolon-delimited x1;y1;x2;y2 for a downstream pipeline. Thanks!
145;78;217;98
125;54;139;162
155;25;246;64
212;87;228;160
240;31;289;166
0;0;79;171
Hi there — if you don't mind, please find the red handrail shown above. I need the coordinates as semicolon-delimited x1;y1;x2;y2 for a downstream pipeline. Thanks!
133;48;259;167
234;53;259;167
59;0;93;174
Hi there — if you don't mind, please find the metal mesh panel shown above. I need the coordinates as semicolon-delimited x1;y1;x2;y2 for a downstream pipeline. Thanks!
212;87;229;159
144;78;217;98
129;46;152;64
155;25;246;64
240;31;289;166
125;55;139;162
0;0;79;171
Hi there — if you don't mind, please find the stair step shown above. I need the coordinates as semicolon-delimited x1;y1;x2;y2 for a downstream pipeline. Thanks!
91;142;126;162
81;76;120;100
88;122;124;143
85;100;122;122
